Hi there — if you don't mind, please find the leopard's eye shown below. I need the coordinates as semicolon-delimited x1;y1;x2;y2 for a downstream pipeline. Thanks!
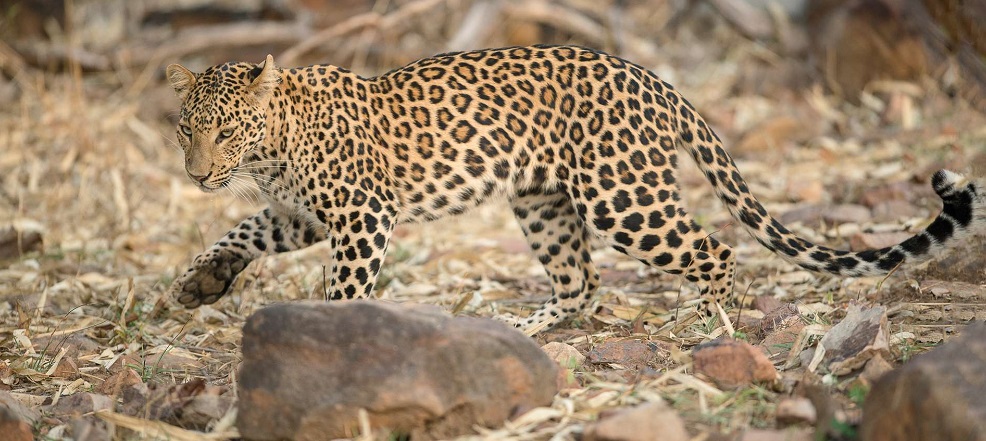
180;125;192;137
218;128;234;141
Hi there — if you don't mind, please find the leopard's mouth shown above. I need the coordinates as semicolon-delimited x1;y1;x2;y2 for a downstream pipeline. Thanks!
194;178;228;193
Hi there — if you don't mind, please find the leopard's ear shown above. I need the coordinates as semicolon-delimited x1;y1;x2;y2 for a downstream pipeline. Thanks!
246;54;279;106
166;63;196;101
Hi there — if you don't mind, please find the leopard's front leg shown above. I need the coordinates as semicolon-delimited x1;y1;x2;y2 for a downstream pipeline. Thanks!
171;207;327;307
322;206;397;300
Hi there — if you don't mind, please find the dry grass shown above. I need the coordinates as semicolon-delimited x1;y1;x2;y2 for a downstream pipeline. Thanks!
1;0;985;439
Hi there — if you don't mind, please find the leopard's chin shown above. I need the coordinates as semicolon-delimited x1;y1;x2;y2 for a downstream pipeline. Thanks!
196;180;226;193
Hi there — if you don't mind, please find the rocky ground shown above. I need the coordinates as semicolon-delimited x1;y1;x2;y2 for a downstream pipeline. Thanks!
1;0;985;440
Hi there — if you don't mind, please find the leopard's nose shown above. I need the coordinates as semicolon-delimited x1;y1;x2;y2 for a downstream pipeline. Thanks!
189;171;212;183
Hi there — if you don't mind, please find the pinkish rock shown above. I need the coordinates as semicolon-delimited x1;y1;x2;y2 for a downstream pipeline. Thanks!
583;400;688;441
776;397;817;425
541;342;585;368
0;407;32;441
237;301;557;440
736;427;813;441
693;338;778;389
50;392;113;418
587;339;665;371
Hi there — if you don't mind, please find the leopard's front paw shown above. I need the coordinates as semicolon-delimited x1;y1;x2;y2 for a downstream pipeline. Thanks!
493;312;525;328
170;249;248;308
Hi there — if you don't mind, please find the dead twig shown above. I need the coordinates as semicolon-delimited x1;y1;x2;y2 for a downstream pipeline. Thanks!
280;0;453;66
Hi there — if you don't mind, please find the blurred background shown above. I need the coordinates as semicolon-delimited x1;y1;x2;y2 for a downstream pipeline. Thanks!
1;0;985;104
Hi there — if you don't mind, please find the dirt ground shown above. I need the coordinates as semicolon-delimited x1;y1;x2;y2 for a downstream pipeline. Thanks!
1;0;985;439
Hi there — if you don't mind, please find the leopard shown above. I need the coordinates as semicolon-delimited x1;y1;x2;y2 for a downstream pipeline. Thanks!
165;44;985;332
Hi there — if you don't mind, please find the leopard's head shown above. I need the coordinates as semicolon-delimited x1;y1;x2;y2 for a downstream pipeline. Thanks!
166;55;280;191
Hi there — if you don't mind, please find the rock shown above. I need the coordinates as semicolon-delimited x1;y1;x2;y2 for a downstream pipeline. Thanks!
0;390;40;424
179;393;234;429
870;200;923;222
583;400;688;441
0;407;33;441
237;301;557;440
51;393;114;418
95;368;144;396
117;382;151;417
541;342;585;368
761;321;805;361
859;354;894;384
542;342;584;390
776;397;817;425
735;116;806;153
780;204;871;227
919;238;986;285
849;232;913;252
693;339;778;389
587;339;664;371
0;225;43;262
752;296;784;314
69;417;112;441
861;323;986;441
817;305;889;375
52;357;80;379
736;427;813;441
760;303;800;335
144;379;227;427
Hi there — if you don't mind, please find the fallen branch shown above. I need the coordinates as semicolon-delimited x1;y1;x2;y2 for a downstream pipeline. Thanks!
119;21;310;67
279;0;454;65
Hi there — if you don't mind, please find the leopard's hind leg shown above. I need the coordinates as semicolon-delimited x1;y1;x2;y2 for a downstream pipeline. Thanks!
496;190;601;331
569;184;736;317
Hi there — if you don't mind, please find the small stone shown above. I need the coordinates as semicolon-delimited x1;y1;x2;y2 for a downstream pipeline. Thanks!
117;381;151;417
735;116;806;153
780;203;871;227
693;338;778;389
849;232;912;252
583;400;688;441
0;390;41;424
96;368;144;396
52;357;80;379
0;407;32;441
859;354;894;384
69;417;113;441
870;200;922;222
237;301;557;440
587;340;664;371
736;427;813;441
861;323;986;441
542;342;584;390
179;394;234;429
541;342;585;368
51;393;114;418
776;397;817;425
0;226;43;262
916;237;986;285
818;305;889;375
761;321;806;360
752;296;784;314
759;303;800;334
798;348;815;369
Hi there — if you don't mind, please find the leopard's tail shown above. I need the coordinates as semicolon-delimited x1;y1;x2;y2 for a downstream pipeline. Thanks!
674;95;985;276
